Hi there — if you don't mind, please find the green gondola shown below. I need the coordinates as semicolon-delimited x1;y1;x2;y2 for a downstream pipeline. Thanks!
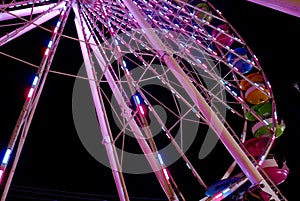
245;102;272;121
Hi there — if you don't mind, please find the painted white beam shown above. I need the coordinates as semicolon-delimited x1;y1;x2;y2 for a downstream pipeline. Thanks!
247;0;300;18
0;9;60;46
0;3;64;21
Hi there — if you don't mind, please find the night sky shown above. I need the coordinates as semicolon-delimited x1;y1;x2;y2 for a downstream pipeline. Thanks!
1;0;300;200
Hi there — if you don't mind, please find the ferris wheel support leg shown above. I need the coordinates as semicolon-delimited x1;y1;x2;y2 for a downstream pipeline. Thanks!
72;4;178;200
1;3;71;200
73;12;130;201
0;99;39;201
91;47;179;201
121;0;281;200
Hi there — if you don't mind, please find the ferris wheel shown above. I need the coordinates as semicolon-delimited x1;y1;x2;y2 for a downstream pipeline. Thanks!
0;0;290;200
